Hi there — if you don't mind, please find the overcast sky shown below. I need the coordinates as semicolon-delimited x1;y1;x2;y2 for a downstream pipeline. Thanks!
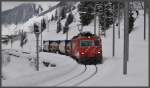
2;1;59;12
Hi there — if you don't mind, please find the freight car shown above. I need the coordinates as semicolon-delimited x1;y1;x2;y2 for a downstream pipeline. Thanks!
49;41;59;53
43;40;59;53
58;40;71;55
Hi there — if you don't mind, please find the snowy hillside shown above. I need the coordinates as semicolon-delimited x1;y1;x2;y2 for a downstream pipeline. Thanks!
1;1;60;35
1;1;148;87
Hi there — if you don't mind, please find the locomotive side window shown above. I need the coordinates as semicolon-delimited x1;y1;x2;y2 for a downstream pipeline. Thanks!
94;40;99;46
80;40;94;47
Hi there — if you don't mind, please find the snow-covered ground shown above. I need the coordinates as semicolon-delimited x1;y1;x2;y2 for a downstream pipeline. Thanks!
1;4;148;87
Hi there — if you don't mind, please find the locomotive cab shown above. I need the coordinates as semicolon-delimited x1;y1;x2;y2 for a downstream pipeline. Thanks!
79;38;102;64
71;32;103;64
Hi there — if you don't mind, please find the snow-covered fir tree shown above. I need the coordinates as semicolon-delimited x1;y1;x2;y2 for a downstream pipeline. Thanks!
96;1;113;31
78;1;119;31
78;1;95;26
51;15;54;21
54;10;58;21
60;6;66;20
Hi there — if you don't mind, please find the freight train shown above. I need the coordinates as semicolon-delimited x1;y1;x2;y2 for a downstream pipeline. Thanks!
43;32;103;65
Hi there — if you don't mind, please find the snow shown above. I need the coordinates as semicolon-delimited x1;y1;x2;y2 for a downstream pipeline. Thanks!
34;2;59;13
2;2;60;36
2;2;59;12
1;3;148;87
2;52;79;86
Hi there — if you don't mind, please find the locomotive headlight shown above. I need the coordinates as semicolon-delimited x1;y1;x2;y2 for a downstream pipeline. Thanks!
97;51;101;54
81;52;85;54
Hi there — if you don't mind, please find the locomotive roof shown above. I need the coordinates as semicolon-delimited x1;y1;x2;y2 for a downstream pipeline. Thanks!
72;32;99;39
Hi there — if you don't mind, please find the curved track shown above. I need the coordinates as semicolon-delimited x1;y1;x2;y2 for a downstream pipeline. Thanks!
54;65;87;86
56;65;98;86
73;65;98;86
2;49;98;86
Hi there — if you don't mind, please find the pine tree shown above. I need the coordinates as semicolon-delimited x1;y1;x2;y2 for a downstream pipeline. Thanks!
54;10;58;21
63;12;74;34
56;20;62;33
65;12;74;26
78;1;119;31
96;1;118;31
41;18;46;32
78;1;95;26
38;5;43;14
51;15;54;21
96;1;110;31
61;7;66;20
20;31;28;48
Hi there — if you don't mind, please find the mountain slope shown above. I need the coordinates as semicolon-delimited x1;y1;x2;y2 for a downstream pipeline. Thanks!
2;3;37;24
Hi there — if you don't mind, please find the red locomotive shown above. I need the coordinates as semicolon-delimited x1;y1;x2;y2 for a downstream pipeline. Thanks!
43;32;103;65
71;32;103;64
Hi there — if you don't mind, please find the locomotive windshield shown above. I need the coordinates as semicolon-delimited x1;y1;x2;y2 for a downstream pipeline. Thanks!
80;40;94;47
80;40;100;47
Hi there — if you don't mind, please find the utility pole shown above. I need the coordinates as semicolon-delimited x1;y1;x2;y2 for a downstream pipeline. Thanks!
112;2;115;56
123;0;129;75
34;23;40;71
41;19;43;51
98;15;101;37
66;31;68;40
94;4;96;35
41;28;42;51
0;1;1;84
144;0;146;40
40;18;46;51
149;0;150;66
36;33;39;71
64;25;69;40
104;2;106;37
118;3;121;39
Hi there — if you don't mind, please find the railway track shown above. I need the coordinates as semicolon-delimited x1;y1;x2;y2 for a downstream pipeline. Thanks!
54;65;87;86
73;65;98;86
2;49;98;86
56;65;98;86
